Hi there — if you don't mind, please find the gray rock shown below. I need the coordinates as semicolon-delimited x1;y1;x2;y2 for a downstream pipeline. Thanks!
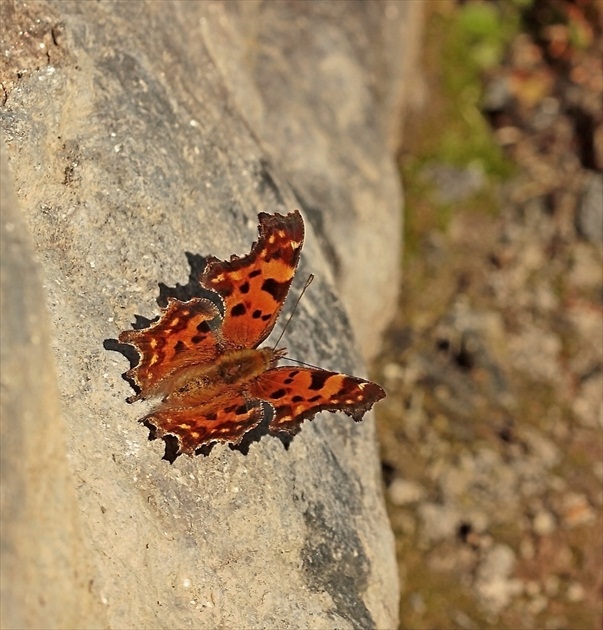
201;0;412;361
418;502;461;543
0;0;415;627
1;142;106;628
576;171;603;245
388;478;426;506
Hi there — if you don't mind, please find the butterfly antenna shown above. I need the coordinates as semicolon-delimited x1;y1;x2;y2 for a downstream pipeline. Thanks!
272;274;314;349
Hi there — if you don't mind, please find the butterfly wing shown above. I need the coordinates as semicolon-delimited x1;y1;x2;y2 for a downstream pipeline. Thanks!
119;297;221;401
144;391;263;455
200;210;304;350
249;366;386;434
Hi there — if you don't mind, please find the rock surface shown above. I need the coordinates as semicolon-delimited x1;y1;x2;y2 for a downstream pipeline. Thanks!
1;142;106;630
0;1;416;628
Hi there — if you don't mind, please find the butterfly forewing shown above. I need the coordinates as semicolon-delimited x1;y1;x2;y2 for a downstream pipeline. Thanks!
200;211;304;350
249;366;386;434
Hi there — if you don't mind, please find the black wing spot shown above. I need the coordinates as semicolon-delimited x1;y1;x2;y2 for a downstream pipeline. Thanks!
265;249;283;262
191;334;205;344
308;394;322;403
261;313;271;321
287;370;299;378
309;371;330;391
291;395;304;403
270;388;287;399
205;412;217;422
261;278;288;303
196;320;211;333
231;303;247;317
174;340;186;354
252;309;263;319
240;281;250;294
249;269;261;278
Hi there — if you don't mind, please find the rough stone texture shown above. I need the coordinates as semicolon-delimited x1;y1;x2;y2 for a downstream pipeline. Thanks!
0;1;415;627
201;1;414;359
1;144;106;629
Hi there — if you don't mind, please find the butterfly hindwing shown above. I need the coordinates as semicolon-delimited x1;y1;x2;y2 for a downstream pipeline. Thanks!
144;391;264;454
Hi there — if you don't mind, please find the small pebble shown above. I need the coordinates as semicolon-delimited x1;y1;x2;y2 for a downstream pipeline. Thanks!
533;510;556;536
566;582;585;602
388;478;427;506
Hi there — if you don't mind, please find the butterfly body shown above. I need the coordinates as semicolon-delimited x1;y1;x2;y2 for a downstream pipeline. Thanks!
119;210;385;455
158;347;283;406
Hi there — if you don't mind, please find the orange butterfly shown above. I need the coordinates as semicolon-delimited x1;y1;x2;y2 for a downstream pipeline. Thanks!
119;210;385;455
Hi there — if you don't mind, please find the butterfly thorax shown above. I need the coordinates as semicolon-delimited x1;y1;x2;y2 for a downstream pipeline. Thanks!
160;346;286;407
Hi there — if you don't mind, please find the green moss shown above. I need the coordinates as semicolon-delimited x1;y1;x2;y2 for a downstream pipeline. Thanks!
418;3;519;175
400;2;525;267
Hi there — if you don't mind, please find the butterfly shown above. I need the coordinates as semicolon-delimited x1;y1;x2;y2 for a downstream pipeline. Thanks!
118;210;385;456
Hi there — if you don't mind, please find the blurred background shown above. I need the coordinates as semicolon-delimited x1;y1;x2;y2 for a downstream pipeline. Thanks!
376;0;602;628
